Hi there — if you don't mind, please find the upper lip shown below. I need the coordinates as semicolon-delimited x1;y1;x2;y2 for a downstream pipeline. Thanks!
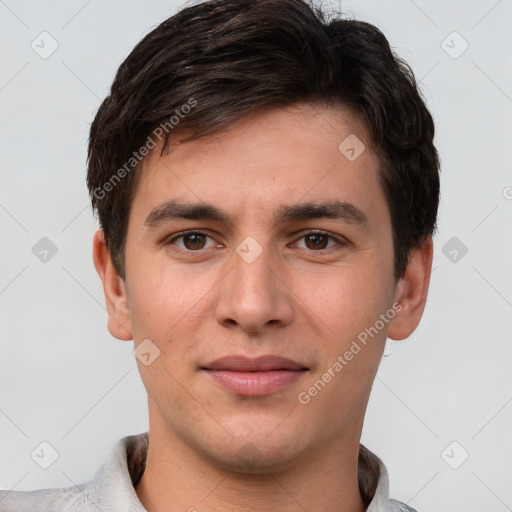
203;355;307;372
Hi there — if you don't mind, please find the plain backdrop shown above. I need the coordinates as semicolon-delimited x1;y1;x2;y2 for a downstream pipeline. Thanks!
1;1;511;511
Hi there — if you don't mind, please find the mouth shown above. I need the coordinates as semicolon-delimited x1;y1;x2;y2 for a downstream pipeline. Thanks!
201;355;309;397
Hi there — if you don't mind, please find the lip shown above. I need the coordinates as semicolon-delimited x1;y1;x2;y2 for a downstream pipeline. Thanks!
204;355;307;372
202;355;308;396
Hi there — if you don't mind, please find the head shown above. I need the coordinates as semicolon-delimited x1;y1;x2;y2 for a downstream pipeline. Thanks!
89;0;439;477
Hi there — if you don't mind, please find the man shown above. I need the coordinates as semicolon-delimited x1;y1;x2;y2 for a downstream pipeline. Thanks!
1;0;439;510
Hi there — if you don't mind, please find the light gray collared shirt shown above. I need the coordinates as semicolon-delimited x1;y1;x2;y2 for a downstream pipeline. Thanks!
0;433;417;511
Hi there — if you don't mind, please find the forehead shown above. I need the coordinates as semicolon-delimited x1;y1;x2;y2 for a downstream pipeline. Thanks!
131;103;387;229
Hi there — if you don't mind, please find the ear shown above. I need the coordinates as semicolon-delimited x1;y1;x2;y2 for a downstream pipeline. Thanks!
92;229;133;341
387;237;433;341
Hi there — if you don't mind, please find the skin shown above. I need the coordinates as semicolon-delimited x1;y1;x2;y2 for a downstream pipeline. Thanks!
93;103;433;512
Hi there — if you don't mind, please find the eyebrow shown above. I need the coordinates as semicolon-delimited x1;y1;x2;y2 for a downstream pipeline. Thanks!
144;200;369;230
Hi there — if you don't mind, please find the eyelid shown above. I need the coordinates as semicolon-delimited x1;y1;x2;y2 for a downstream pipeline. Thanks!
167;230;221;249
290;229;348;250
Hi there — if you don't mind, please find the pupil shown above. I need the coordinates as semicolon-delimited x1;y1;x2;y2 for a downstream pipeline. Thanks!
306;234;327;250
185;233;205;250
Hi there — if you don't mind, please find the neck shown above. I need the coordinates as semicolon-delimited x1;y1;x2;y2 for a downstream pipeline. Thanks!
135;419;366;512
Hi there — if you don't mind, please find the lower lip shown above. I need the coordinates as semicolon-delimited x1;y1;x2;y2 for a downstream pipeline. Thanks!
206;369;306;396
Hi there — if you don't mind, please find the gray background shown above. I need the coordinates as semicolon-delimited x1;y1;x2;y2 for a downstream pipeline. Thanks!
1;0;511;510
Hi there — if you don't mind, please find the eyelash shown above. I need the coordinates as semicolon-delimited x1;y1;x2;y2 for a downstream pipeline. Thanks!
166;230;347;252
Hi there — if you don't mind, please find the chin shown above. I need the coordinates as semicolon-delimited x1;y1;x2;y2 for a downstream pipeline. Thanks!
207;441;304;475
197;424;311;475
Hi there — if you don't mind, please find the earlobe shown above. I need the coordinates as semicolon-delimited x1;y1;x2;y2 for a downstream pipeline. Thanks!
387;237;434;341
92;229;133;341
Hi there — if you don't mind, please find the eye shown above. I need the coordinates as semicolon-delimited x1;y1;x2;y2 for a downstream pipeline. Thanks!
167;230;345;252
293;231;345;251
168;231;218;251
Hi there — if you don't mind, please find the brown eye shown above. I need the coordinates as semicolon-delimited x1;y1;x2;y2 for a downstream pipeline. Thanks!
170;231;217;251
304;233;329;250
182;233;206;250
293;231;344;251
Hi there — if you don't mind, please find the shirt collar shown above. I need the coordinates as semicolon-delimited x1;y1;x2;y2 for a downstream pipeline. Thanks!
86;433;412;512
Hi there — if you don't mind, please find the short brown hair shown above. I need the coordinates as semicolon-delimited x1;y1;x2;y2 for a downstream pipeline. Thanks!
87;0;440;280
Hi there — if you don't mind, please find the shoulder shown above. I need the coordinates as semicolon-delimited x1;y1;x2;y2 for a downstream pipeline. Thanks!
0;433;148;512
388;499;419;512
0;485;93;512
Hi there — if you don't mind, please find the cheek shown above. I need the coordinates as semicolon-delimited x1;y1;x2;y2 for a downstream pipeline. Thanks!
127;256;214;340
297;262;392;339
298;264;393;408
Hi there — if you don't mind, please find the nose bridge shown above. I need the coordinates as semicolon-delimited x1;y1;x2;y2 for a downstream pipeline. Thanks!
230;236;276;307
233;239;272;295
214;236;293;332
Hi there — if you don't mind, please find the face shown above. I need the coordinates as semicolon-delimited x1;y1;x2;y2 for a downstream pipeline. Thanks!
96;103;425;473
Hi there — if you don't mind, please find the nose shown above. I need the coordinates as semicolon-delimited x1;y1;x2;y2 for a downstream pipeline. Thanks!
214;242;294;334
